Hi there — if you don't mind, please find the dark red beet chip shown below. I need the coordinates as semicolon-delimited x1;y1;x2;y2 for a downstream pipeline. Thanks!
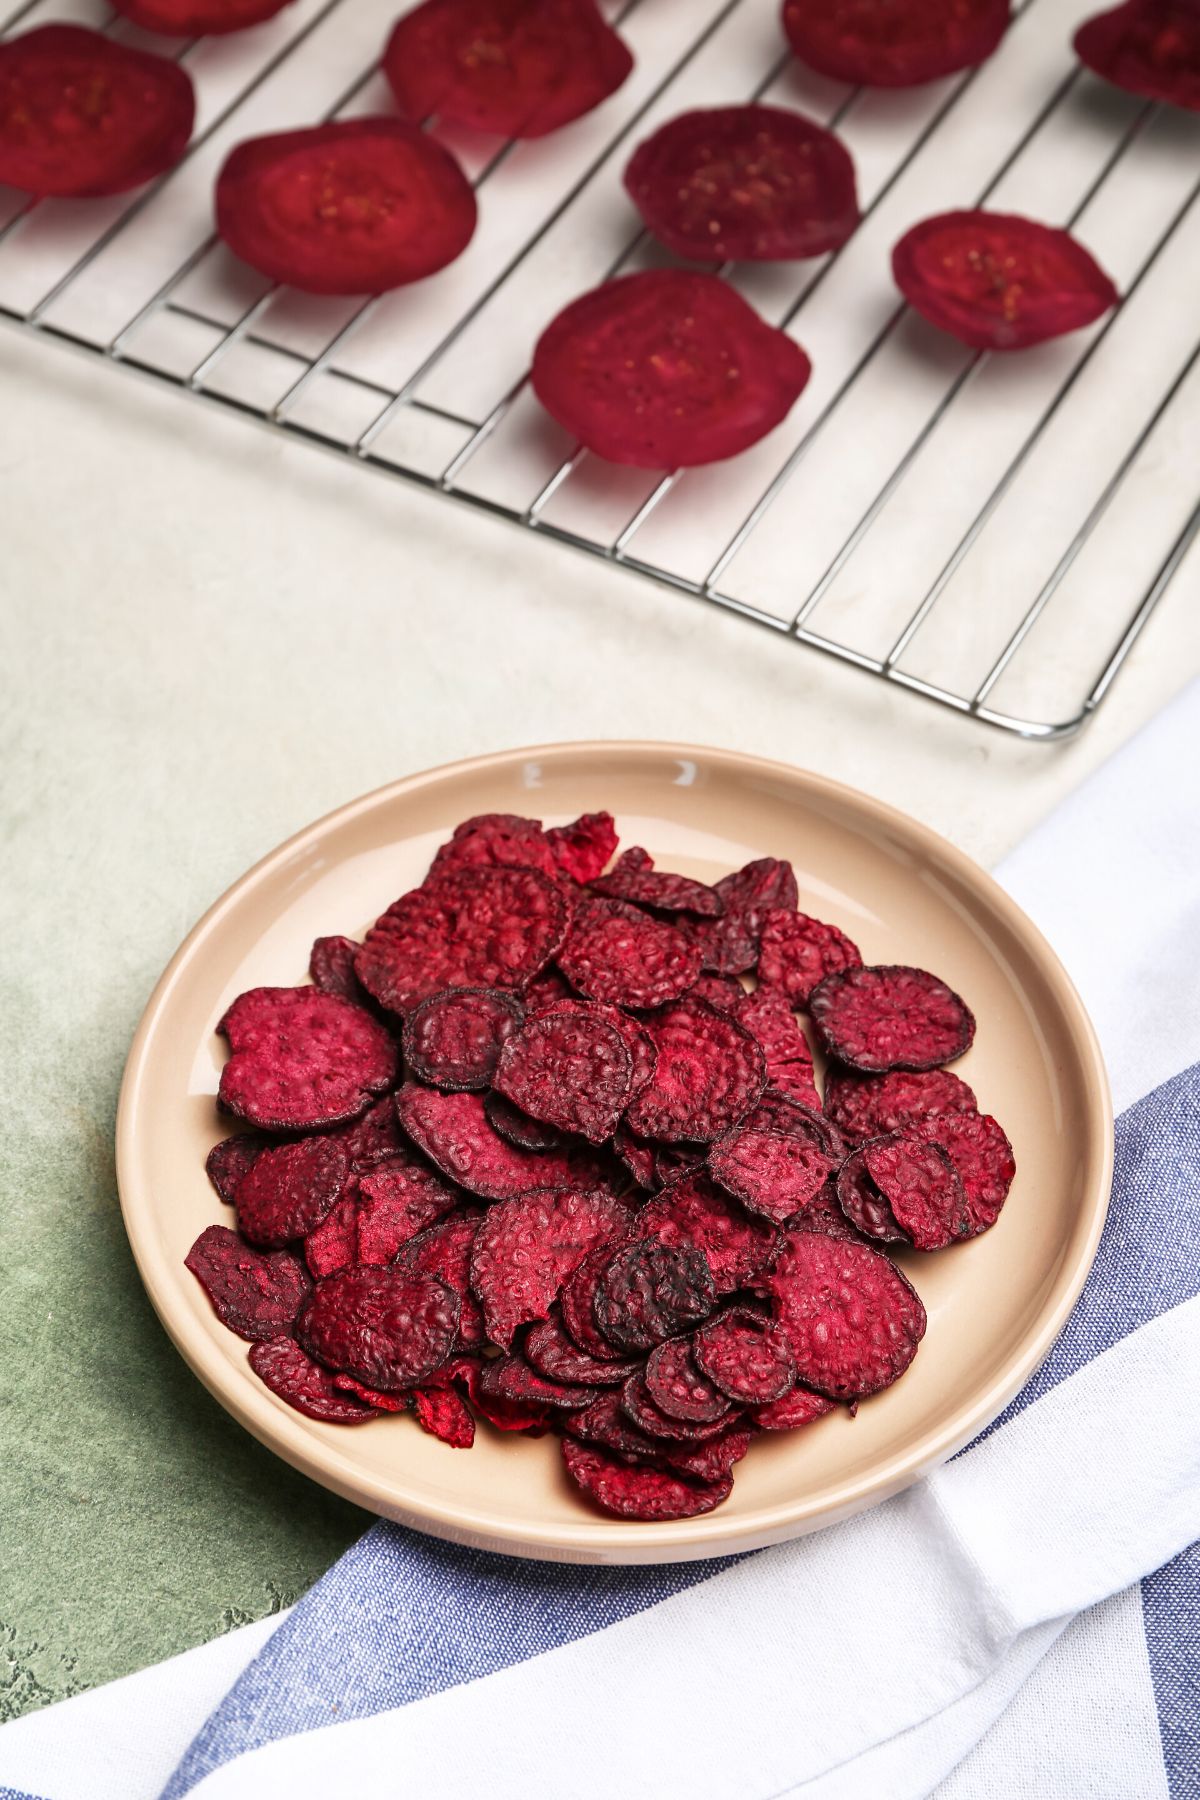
709;1125;834;1224
688;972;746;1013
836;1146;910;1245
558;894;702;1010
747;1089;846;1160
403;986;525;1091
545;812;619;884
216;119;476;297
809;964;976;1073
893;211;1119;351
395;1085;603;1201
824;1066;978;1146
205;1133;267;1204
237;1135;348;1248
112;0;293;33
0;25;194;198
470;1188;630;1348
533;270;812;469
635;1169;780;1295
863;1133;969;1250
750;1385;836;1430
525;1314;638;1385
460;1359;554;1434
484;1091;567;1152
591;850;724;917
533;997;658;1101
565;1436;734;1518
736;987;822;1109
564;1391;668;1466
783;0;1010;87
333;1095;409;1170
627;998;765;1144
428;813;559;881
645;1336;731;1424
764;1229;927;1400
299;1265;459;1390
217;986;398;1133
1075;0;1200;110
309;935;365;1004
480;1354;594;1411
357;866;570;1016
250;1338;377;1423
305;1192;360;1278
493;1009;632;1144
560;1246;633;1361
414;1384;475;1446
383;0;633;139
333;1373;410;1412
665;1420;755;1482
797;1176;874;1243
354;1150;461;1265
912;1111;1015;1233
396;1211;486;1349
625;104;860;263
620;1371;732;1442
694;1309;796;1404
523;967;575;1009
692;857;799;975
757;908;863;1006
612;1123;658;1191
186;1225;312;1342
595;1240;716;1352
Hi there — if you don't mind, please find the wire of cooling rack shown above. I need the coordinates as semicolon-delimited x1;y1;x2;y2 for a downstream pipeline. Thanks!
1;0;1197;740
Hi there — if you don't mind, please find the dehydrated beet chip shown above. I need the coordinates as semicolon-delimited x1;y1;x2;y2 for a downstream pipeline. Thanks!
354;1149;461;1265
396;1210;487;1349
469;1187;630;1348
333;1373;410;1412
862;1133;969;1250
591;849;725;917
595;1240;716;1352
545;811;619;883
635;1169;780;1295
217;986;398;1133
493;1008;633;1143
484;1091;567;1152
250;1337;378;1423
694;1308;796;1404
783;0;1011;87
403;986;525;1091
626;998;765;1144
479;1353;595;1411
764;1229;926;1400
1074;0;1200;111
564;1390;667;1465
395;1084;602;1200
304;1192;360;1279
824;1066;978;1146
620;1371;733;1442
692;856;799;975
558;894;702;1010
562;1439;732;1520
113;0;293;33
756;908;862;1006
299;1265;460;1391
187;1224;311;1341
664;1419;756;1482
559;1245;634;1362
205;1132;267;1204
414;1384;475;1447
836;1145;911;1246
750;1384;836;1431
309;935;366;1004
912;1110;1015;1233
428;813;559;881
809;964;975;1073
645;1335;731;1424
525;1314;638;1386
236;1135;348;1248
708;1124;833;1224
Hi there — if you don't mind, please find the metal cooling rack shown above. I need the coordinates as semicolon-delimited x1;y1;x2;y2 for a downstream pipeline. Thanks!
2;0;1198;738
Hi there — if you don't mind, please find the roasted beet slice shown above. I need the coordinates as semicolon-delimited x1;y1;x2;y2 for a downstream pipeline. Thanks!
665;1420;755;1482
533;997;658;1101
545;811;619;884
562;1440;732;1521
564;1390;667;1465
591;850;724;917
354;1149;461;1264
479;1354;594;1411
299;1265;459;1390
692;857;799;975
357;866;570;1016
595;1241;716;1352
493;1008;632;1143
304;1192;360;1278
558;894;702;1010
113;0;293;32
1075;0;1200;109
484;1091;567;1152
756;908;863;1006
625;104;860;263
333;1095;409;1169
688;972;746;1013
333;1373;410;1412
612;1122;658;1190
709;1124;834;1224
862;1133;969;1250
626;998;765;1143
835;1146;910;1245
532;270;812;469
383;0;633;139
735;988;821;1110
414;1384;475;1446
403;986;524;1091
525;1314;638;1385
645;1336;731;1424
635;1169;780;1294
396;1210;486;1348
186;1224;312;1342
205;1132;267;1205
824;1066;978;1145
809;964;975;1073
694;1309;796;1404
783;0;1011;86
236;1135;348;1248
395;1084;602;1201
893;211;1119;351
217;986;398;1133
309;935;365;1004
470;1187;630;1348
0;25;194;198
560;1245;633;1361
250;1337;377;1423
750;1384;836;1430
764;1229;926;1400
216;119;476;297
620;1371;732;1442
912;1110;1015;1233
428;813;559;881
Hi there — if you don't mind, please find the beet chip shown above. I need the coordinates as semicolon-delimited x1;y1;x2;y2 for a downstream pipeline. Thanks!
470;1188;630;1348
764;1230;926;1401
665;1421;755;1482
750;1385;836;1430
612;1123;658;1191
783;0;1010;86
747;1089;845;1161
205;1133;266;1204
534;997;658;1100
595;1241;716;1352
355;1150;461;1264
565;1391;667;1466
484;1092;566;1152
249;1338;376;1424
217;986;398;1133
809;964;975;1073
558;895;701;1010
863;1133;969;1250
735;986;817;1085
403;986;524;1091
688;972;746;1013
757;908;862;1006
187;1225;312;1342
695;1309;796;1404
620;1372;732;1442
560;1246;634;1361
525;1314;638;1386
480;1355;594;1411
428;813;559;881
461;1366;553;1435
1075;0;1200;110
836;1147;910;1246
309;935;364;1003
333;1374;409;1412
299;1265;459;1390
563;1440;732;1520
626;998;765;1143
800;1177;874;1244
545;811;619;884
912;1111;1016;1233
493;1009;632;1143
237;1135;348;1248
625;104;860;263
635;1169;779;1294
709;1125;834;1225
533;270;812;469
692;857;799;975
414;1384;475;1447
305;1193;360;1279
356;866;571;1016
824;1066;978;1146
396;1211;486;1348
591;850;724;917
645;1336;731;1424
395;1085;601;1200
333;1095;409;1170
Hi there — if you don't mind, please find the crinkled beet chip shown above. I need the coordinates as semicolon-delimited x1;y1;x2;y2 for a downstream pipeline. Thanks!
428;813;559;881
458;1361;553;1434
304;1192;360;1279
750;1385;836;1430
396;1210;487;1348
205;1132;267;1204
484;1091;567;1152
309;935;364;1003
798;1178;874;1244
470;1187;630;1348
612;1122;658;1191
591;848;724;917
217;986;398;1133
332;1095;409;1170
620;1371;732;1442
1075;0;1200;110
912;1111;1015;1233
564;1390;667;1466
627;998;765;1143
694;1309;796;1404
545;812;619;884
560;1246;634;1361
403;986;525;1091
414;1384;475;1447
862;1133;969;1250
333;1373;410;1412
299;1265;459;1391
563;1439;733;1520
809;963;976;1073
635;1169;780;1295
186;1224;312;1342
237;1135;348;1248
533;997;658;1100
836;1146;911;1246
645;1335;731;1424
250;1337;377;1423
708;1124;833;1225
354;1149;461;1265
764;1229;926;1401
746;1089;845;1160
824;1066;978;1146
558;893;702;1010
479;1354;594;1411
688;972;746;1013
665;1419;755;1482
692;856;799;975
783;0;1010;87
756;908;862;1006
525;1313;638;1386
595;1240;716;1352
493;1008;632;1143
395;1084;604;1200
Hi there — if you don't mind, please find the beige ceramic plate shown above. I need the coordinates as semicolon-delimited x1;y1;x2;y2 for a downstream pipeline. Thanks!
117;743;1112;1563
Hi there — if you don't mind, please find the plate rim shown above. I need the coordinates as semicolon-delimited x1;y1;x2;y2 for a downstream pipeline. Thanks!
116;740;1114;1562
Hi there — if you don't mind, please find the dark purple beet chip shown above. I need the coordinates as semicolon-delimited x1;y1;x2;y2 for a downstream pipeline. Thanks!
836;1146;909;1244
428;812;559;880
825;1066;979;1146
564;1390;668;1465
863;1132;969;1250
594;1240;716;1352
309;934;365;1003
764;1229;927;1401
562;1439;732;1520
414;1384;475;1446
479;1354;595;1411
560;1245;633;1361
250;1337;377;1423
654;1144;707;1188
333;1095;409;1169
205;1132;267;1204
558;894;702;1010
694;1308;796;1403
469;1187;631;1348
402;985;524;1091
236;1135;348;1248
665;1419;755;1481
493;1008;633;1143
620;1372;732;1442
747;1089;846;1160
750;1384;836;1430
810;963;976;1073
484;1091;567;1151
304;1192;360;1278
545;811;619;885
645;1335;731;1423
912;1110;1015;1233
687;971;747;1013
458;1360;554;1435
626;998;765;1144
612;1122;658;1190
298;1264;459;1390
735;985;818;1093
756;908;862;1006
533;996;658;1100
635;1169;780;1294
217;986;399;1132
525;1314;639;1385
396;1210;486;1348
354;1148;461;1264
591;849;725;917
332;1372;410;1411
395;1084;605;1201
691;857;799;975
708;1124;834;1224
797;1176;873;1242
186;1224;312;1342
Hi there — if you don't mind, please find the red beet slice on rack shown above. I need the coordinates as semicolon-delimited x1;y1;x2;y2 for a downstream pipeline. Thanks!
1075;0;1200;111
469;1188;631;1348
383;0;633;139
216;118;476;297
403;986;525;1091
625;104;860;262
764;1229;927;1400
532;269;812;469
563;1439;732;1519
186;1224;312;1342
0;25;194;198
627;998;766;1143
112;0;294;34
299;1265;460;1390
635;1169;780;1295
912;1110;1016;1232
217;986;398;1133
250;1337;378;1423
824;1066;978;1145
493;1007;633;1143
545;811;619;884
893;211;1119;351
809;964;976;1072
236;1135;348;1248
782;0;1011;87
